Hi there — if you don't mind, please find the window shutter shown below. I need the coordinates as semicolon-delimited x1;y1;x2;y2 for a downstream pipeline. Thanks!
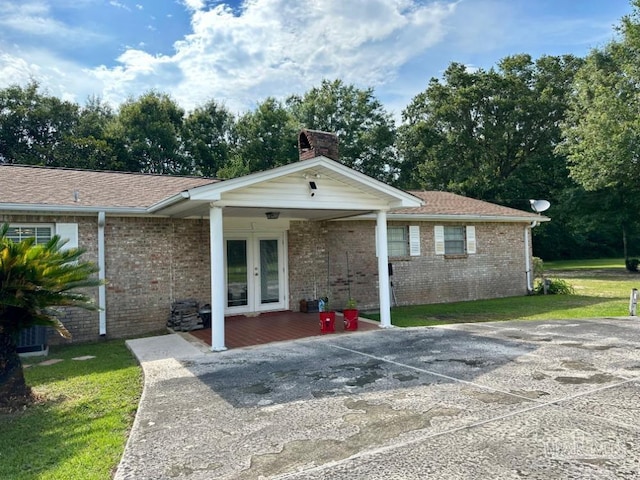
434;225;445;255
466;226;476;254
55;223;78;251
409;226;420;256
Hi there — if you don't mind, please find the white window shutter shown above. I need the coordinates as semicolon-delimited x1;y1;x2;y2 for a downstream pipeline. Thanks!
55;223;78;251
434;225;445;255
409;226;420;256
466;226;476;254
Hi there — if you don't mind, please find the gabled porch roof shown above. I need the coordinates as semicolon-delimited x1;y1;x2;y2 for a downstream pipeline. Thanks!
148;156;423;219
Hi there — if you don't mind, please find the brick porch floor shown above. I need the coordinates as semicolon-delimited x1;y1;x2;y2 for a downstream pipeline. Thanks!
189;311;379;349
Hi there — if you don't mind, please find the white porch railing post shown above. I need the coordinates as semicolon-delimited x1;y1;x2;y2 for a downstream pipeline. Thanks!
210;204;227;351
376;210;392;328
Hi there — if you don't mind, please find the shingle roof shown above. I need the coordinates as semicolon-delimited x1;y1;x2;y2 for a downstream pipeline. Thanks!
0;164;217;209
394;191;541;220
0;165;543;221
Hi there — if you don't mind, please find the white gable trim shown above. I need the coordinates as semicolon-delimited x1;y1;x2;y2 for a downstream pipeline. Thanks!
185;157;421;208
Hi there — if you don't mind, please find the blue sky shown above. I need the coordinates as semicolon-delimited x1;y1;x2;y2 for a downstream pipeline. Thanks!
0;0;633;119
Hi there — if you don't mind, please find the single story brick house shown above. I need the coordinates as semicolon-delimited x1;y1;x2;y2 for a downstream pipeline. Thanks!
0;130;547;350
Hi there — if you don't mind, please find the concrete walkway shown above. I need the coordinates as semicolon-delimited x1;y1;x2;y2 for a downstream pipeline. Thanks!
117;318;640;479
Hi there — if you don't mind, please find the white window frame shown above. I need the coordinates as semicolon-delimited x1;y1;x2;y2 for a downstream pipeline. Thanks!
434;225;477;255
444;225;465;254
5;224;55;245
387;226;409;257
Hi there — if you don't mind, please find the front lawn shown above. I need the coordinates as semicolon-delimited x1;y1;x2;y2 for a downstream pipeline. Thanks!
0;340;142;480
364;260;638;327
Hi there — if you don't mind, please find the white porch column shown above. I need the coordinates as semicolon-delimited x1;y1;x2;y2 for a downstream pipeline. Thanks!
376;210;392;328
209;204;227;351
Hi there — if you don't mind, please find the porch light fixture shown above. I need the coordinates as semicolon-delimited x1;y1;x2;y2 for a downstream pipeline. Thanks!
265;211;280;220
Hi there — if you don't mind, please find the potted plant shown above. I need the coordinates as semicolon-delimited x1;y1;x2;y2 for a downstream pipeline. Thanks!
343;298;359;331
318;296;335;333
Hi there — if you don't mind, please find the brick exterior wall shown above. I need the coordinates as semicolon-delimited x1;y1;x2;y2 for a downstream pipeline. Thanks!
1;213;210;344
3;212;530;344
288;220;530;311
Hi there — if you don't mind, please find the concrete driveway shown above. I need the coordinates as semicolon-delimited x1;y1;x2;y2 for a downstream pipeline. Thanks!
117;318;640;479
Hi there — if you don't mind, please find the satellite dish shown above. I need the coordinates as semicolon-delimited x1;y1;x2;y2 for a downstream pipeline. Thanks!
529;199;550;214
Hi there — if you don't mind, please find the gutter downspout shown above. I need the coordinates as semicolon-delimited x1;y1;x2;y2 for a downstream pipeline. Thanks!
524;221;539;293
98;211;107;336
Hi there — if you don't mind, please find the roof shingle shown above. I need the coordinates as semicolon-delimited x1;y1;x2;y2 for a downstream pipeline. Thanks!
396;191;540;219
0;164;216;209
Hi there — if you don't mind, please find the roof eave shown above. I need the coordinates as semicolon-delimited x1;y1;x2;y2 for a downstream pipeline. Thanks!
340;213;550;223
147;191;191;213
0;203;150;215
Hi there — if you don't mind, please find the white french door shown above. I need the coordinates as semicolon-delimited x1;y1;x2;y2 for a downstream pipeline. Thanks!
224;233;287;314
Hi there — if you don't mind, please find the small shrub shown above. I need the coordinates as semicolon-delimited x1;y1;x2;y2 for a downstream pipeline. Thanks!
533;278;575;295
532;257;545;279
625;258;639;272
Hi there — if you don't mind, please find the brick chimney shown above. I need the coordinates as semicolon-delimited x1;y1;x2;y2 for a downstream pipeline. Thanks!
298;129;339;161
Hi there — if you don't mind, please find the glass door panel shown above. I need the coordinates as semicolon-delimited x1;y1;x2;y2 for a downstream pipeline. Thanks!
259;239;279;304
226;240;248;307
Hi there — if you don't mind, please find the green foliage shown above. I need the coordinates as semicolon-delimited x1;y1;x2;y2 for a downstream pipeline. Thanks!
182;100;234;177
221;97;298;177
116;91;188;174
533;278;575;295
0;224;101;337
0;81;80;166
625;258;639;272
558;3;640;260
398;54;582;204
532;257;545;279
345;298;357;309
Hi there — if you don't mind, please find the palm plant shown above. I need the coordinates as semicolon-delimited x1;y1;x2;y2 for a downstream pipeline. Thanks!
0;224;101;409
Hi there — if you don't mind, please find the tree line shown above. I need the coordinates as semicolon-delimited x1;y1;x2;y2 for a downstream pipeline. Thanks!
2;1;640;261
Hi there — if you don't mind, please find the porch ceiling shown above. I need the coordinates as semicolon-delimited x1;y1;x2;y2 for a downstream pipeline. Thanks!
223;206;371;221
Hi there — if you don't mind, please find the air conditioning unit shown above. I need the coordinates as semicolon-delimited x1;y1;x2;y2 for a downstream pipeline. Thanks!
17;326;49;356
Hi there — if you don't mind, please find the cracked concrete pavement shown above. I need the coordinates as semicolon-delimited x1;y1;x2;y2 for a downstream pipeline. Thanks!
117;318;640;479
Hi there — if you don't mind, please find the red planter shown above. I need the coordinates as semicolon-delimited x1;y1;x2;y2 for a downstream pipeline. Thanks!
319;311;336;333
343;309;359;330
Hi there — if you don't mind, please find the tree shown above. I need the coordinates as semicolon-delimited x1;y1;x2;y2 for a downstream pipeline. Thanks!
0;81;80;166
0;225;100;409
287;79;398;182
183;100;234;177
559;1;640;261
398;55;582;204
219;97;298;178
116;92;188;174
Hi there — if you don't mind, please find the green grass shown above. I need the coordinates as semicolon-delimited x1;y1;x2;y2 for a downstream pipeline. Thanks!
0;340;142;480
543;257;626;270
364;261;639;327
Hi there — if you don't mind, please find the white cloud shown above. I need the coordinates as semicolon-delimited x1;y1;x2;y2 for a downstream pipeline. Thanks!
0;50;105;104
0;0;105;42
1;0;624;119
182;0;205;12
85;0;457;112
109;1;131;12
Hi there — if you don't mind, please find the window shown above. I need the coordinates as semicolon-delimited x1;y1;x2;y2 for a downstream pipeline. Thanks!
387;226;408;257
444;226;465;254
434;225;476;255
5;225;53;244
